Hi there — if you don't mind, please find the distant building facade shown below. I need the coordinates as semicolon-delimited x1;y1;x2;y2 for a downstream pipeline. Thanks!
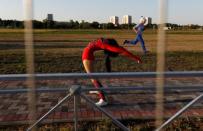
47;14;53;21
145;17;152;25
109;16;119;25
122;15;132;24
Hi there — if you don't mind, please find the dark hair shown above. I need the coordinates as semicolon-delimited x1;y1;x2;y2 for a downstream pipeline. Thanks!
103;38;119;57
102;38;119;72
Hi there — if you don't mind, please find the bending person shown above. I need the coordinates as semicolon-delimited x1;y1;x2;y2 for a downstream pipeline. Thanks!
82;38;141;106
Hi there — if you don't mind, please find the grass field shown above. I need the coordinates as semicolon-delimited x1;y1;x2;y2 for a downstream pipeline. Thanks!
0;29;203;130
0;29;202;74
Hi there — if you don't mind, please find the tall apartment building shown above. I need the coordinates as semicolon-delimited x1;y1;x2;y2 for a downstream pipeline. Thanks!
145;17;152;25
47;14;53;21
109;16;119;25
122;15;132;24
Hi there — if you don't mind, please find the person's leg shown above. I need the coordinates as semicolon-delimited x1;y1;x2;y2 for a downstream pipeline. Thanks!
138;35;147;54
83;60;107;101
129;36;139;45
123;35;139;45
91;80;107;100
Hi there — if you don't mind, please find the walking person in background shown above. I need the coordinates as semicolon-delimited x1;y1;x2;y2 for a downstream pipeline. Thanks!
123;16;148;55
82;38;142;106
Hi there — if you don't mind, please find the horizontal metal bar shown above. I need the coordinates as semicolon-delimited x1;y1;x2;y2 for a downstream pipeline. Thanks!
0;88;69;94
81;85;203;92
0;71;203;81
0;85;202;94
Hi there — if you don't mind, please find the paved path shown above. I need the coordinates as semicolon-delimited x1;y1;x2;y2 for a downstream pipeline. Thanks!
0;77;203;126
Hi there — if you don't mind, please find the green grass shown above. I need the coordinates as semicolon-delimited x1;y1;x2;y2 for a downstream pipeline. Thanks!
0;29;202;74
0;29;128;35
0;29;202;35
0;29;203;130
0;48;202;74
166;30;203;35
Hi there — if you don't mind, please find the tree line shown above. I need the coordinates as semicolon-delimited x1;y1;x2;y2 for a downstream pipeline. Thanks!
0;18;202;30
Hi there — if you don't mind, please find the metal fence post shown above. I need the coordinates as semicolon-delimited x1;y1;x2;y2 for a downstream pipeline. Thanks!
26;85;82;131
70;85;81;131
74;95;79;131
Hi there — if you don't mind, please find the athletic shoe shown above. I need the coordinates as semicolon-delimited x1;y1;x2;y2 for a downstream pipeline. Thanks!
95;99;108;107
89;91;99;94
123;40;129;45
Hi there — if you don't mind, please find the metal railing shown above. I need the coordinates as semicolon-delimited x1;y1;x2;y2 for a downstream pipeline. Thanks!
1;85;203;94
1;71;203;81
24;85;203;131
26;85;130;131
0;71;203;130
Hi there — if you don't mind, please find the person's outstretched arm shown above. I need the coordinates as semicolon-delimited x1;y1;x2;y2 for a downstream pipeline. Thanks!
118;46;142;63
103;43;142;63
